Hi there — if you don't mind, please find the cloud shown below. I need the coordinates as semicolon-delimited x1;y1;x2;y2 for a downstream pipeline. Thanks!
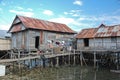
64;10;81;17
9;10;34;17
16;6;23;10
49;14;120;31
27;8;33;11
43;10;54;16
76;15;120;29
49;17;75;25
73;0;83;6
49;17;85;31
0;24;11;30
84;15;120;24
98;15;120;25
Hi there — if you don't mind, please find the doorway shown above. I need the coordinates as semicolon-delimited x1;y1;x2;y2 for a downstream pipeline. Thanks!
35;36;39;49
84;38;89;47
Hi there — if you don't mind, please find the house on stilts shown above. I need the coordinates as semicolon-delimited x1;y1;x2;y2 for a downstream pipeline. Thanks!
8;15;76;52
76;24;120;69
76;24;120;50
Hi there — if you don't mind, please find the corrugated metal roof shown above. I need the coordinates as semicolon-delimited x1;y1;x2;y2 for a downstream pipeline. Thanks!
9;15;76;33
76;24;120;39
11;24;21;32
76;28;98;39
95;25;120;37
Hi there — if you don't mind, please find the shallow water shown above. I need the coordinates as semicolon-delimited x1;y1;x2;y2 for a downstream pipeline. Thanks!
0;65;120;80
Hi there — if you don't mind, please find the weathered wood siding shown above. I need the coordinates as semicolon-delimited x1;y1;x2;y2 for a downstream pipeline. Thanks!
11;29;74;51
77;37;120;50
12;31;27;50
28;30;74;50
0;38;11;50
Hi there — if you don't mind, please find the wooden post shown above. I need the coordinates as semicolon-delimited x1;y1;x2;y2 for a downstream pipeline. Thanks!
94;71;96;80
63;56;66;65
13;61;15;73
18;50;20;70
42;58;46;68
73;49;76;65
80;68;83;80
117;53;119;70
35;59;37;66
28;51;31;68
10;50;13;59
50;58;53;67
56;56;59;67
80;51;83;66
69;54;71;65
94;51;96;69
23;60;25;68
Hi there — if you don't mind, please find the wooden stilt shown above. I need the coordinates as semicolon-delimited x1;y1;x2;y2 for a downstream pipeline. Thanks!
50;58;53;67
94;51;96;69
18;50;20;70
69;53;71;65
13;61;15;73
80;51;83;66
117;53;119;70
42;58;45;68
56;56;59;67
63;56;66;65
35;59;36;66
10;50;13;59
74;50;76;65
23;60;25;67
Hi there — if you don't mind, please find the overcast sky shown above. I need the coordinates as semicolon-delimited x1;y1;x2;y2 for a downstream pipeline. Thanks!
0;0;120;31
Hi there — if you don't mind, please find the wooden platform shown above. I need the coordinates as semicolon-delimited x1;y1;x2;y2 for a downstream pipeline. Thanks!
0;52;78;63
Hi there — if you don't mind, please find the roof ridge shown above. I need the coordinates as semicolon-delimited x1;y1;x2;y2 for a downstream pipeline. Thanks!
17;15;66;25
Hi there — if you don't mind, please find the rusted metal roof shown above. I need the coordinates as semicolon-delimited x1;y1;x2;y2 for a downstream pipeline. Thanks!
9;15;76;33
95;25;120;37
11;24;21;32
76;28;98;39
76;24;120;39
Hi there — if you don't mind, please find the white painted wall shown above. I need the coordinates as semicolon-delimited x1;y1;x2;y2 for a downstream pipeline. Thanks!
0;65;5;76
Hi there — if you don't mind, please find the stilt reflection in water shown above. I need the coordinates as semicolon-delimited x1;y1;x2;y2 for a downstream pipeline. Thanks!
1;66;120;80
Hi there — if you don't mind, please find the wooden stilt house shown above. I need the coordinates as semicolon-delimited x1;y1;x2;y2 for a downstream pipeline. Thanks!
8;15;76;51
76;24;120;50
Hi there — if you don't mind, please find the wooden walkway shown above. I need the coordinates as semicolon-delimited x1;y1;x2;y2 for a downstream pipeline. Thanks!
0;52;79;63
